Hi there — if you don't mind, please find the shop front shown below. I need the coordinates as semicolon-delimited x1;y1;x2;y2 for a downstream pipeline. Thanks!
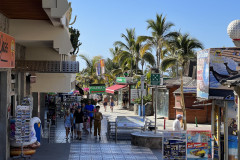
0;30;15;159
106;84;127;106
197;48;240;159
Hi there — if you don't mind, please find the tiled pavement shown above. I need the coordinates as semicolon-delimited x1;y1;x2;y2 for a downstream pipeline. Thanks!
69;143;159;160
32;109;162;160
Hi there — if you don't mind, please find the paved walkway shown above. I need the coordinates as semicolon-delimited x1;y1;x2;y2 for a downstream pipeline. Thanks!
31;104;210;160
31;105;162;160
103;104;211;131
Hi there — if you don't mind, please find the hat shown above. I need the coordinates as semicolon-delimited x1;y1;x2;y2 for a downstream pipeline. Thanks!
176;114;182;119
78;106;81;109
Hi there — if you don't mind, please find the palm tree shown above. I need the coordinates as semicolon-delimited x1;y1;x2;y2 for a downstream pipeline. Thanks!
161;33;203;130
138;43;155;74
79;54;104;85
114;28;138;76
138;13;176;71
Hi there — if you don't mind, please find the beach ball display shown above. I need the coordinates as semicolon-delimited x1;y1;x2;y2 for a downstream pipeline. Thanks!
227;20;240;47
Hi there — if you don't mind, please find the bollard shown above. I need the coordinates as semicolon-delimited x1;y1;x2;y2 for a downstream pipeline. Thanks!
164;118;166;130
195;116;198;127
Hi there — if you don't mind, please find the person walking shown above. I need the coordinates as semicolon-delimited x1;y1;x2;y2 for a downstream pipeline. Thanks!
64;110;72;139
110;97;114;112
173;114;183;131
74;106;84;140
103;96;108;112
85;100;94;134
70;108;76;138
94;106;103;139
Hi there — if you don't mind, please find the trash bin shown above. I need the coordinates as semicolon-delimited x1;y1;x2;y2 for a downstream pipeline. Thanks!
34;123;41;142
138;105;145;116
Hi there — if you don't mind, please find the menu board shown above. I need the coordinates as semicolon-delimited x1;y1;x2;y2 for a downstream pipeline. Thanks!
163;131;187;160
15;105;31;144
187;130;212;159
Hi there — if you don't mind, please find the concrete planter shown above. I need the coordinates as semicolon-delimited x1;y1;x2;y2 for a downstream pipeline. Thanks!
133;104;138;115
131;131;162;149
145;102;154;116
128;104;134;111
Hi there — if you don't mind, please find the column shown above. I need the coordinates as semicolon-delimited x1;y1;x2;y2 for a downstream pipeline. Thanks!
0;70;11;159
32;92;39;117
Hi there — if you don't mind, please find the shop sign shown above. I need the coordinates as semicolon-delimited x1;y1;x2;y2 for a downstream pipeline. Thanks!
187;130;212;159
130;89;146;103
0;31;15;68
163;131;187;160
151;73;161;85
89;84;106;94
116;77;126;83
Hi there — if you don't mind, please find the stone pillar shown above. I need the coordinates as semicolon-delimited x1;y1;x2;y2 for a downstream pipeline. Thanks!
19;72;26;101
40;93;46;128
0;70;11;160
32;92;39;117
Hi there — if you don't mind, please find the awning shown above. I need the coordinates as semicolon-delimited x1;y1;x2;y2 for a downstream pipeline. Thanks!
106;84;127;94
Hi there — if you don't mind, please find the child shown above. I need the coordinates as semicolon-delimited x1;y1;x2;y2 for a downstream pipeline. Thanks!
64;110;72;139
94;106;103;139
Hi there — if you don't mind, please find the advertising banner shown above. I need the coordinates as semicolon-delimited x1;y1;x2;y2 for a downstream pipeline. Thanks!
89;84;106;94
0;31;15;68
187;130;212;159
196;48;240;100
163;131;187;160
227;101;238;160
97;62;101;76
100;59;105;74
197;49;210;99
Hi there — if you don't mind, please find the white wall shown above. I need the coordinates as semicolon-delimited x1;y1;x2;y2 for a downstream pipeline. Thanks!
25;47;61;61
9;19;72;55
31;73;76;93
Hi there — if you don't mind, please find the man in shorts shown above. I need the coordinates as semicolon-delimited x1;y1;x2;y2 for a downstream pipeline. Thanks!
74;106;84;140
85;100;94;134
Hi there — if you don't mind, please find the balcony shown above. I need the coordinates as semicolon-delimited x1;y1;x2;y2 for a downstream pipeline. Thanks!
14;60;79;73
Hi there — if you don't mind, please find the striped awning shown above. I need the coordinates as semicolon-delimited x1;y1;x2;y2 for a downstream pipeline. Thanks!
106;84;127;94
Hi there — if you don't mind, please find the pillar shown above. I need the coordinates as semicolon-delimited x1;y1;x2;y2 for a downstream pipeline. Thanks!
32;92;39;117
40;93;46;128
0;70;11;160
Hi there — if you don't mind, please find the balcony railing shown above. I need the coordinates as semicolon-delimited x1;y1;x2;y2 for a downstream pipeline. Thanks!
14;60;79;73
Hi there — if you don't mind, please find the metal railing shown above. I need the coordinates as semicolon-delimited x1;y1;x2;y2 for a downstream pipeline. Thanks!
14;60;79;73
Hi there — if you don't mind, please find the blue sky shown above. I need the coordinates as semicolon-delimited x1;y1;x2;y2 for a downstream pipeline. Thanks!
69;0;240;70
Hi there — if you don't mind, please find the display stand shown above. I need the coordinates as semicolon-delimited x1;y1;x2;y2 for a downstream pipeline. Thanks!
12;105;31;159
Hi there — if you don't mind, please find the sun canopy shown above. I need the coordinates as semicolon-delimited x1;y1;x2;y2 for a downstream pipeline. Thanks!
106;84;127;94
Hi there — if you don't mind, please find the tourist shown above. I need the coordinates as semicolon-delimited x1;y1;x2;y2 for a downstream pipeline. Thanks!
173;114;183;131
64;110;71;139
94;106;103;139
123;92;128;108
81;102;88;131
74;106;84;140
70;108;76;138
103;96;108;112
110;96;114;112
85;100;94;134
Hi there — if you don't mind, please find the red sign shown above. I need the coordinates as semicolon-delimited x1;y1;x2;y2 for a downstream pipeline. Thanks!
187;143;208;149
0;31;15;68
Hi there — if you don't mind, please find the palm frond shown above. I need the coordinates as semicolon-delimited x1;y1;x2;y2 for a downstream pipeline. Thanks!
161;57;178;71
